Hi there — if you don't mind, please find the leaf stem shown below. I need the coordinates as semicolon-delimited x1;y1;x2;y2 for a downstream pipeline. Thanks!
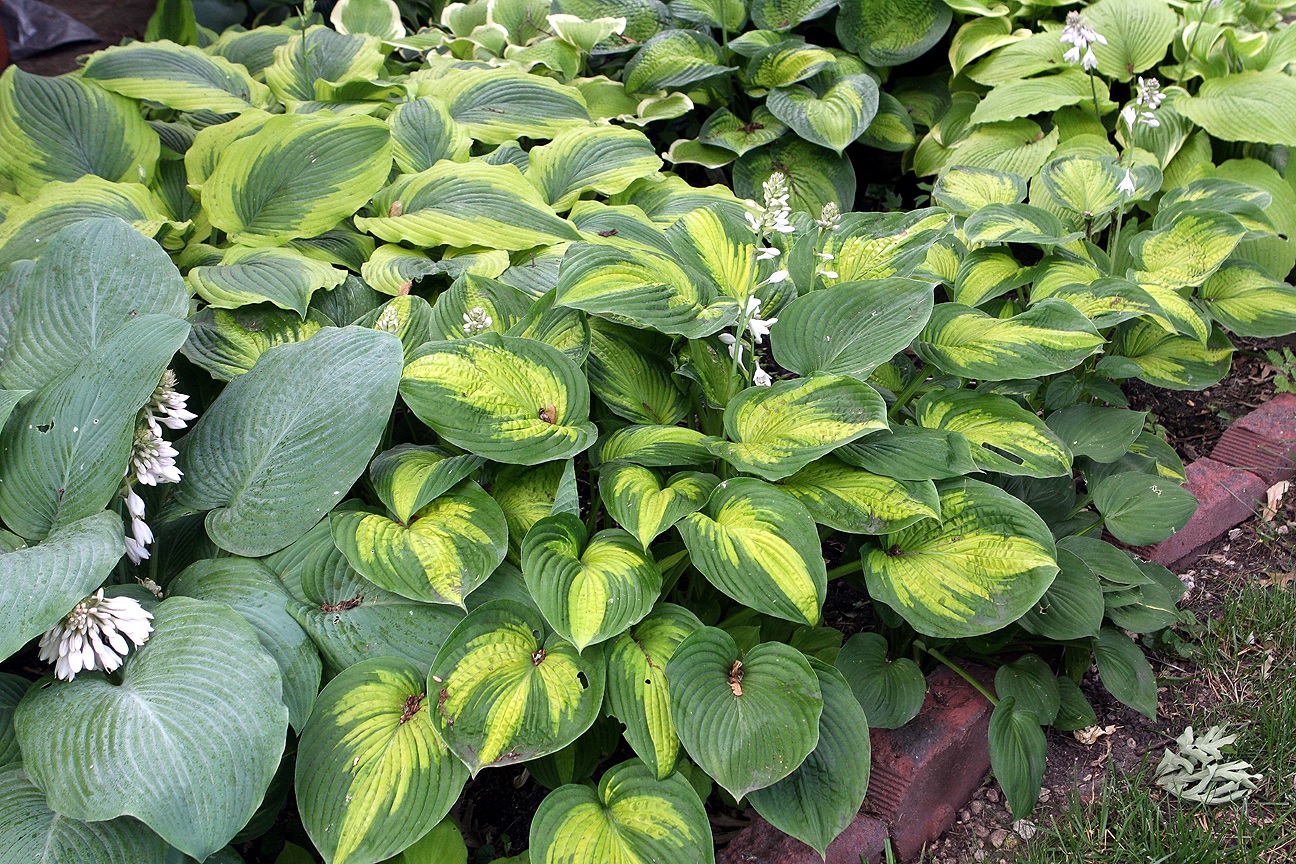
919;643;999;706
887;372;929;421
826;558;863;581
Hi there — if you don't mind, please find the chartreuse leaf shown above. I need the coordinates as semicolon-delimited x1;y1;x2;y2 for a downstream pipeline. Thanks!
862;478;1059;638
388;98;470;173
816;209;951;283
332;482;508;608
963;203;1083;245
493;460;579;563
177;327;403;557
995;655;1059;726
1098;321;1232;390
988;697;1047;819
969;70;1099;125
358;161;579;252
679;478;827;625
600;463;719;550
1174;71;1296;146
331;0;405;39
296;658;468;864
1094;471;1197;546
1199;260;1296;337
931;166;1027;215
428;599;606;773
361;245;440;297
82;39;271;112
708;376;888;481
0;68;159;197
837;426;978;481
187;245;347;316
1084;0;1174;81
529;758;714;864
606;604;703;779
1045;404;1145;462
623;29;732;95
748;659;869;854
417;66;590;144
779;457;940;535
698;107;788;155
263;26;386;103
834;632;925;729
527;123;662;213
667;627;822;799
182;306;330;381
915;300;1104;381
586;320;689;425
1131;210;1246;289
836;0;950;66
1095;627;1157;718
15;597;287;861
770;278;934;377
400;334;596;465
751;0;837;30
917;390;1072;478
369;445;486;525
767;75;879;155
599;424;718;467
522;513;662;651
203;113;392;246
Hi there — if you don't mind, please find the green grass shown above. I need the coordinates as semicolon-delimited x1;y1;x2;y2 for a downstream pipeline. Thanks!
1016;583;1296;864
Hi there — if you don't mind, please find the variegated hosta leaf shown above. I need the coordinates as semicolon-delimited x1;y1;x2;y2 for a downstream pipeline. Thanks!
359;244;441;296
664;204;757;303
951;249;1033;307
331;0;406;40
296;658;468;864
506;288;592;364
766;75;879;155
1097;321;1233;390
1131;210;1247;290
598;424;719;467
527;124;663;213
622;29;732;95
697;107;788;155
859;91;918;152
778;456;940;535
1198;260;1296;338
182;306;330;381
816;209;952;284
751;0;838;30
745;41;838;91
678;478;827;625
1032;276;1166;330
963;203;1083;246
836;0;951;66
666;627;823;799
369;444;487;525
416;67;591;144
521;513;663;651
82;39;271;112
733;137;856;216
492;460;580;563
917;389;1072;478
400;334;596;465
586;319;688;425
357;295;436;362
183;109;273;193
357;161;580;252
428;274;531;342
708;375;888;481
331;482;508;608
202;113;393;246
388;97;471;174
187;245;348;316
263;26;386;104
428;599;606;773
529;759;714;864
915;299;1104;381
836;425;979;481
862;478;1058;638
931;166;1027;216
600;462;719;550
1037;155;1125;219
555;242;737;338
605;604;703;779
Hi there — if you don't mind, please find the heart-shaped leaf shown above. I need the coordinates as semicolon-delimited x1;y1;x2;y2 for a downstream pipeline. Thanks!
767;75;879;155
600;462;718;549
1094;471;1198;546
186;245;347;316
15;597;288;860
1094;626;1157;718
296;657;469;864
994;655;1060;726
833;631;925;729
915;300;1104;381
368;445;487;526
1019;548;1104;641
836;426;978;481
182;306;331;382
917;389;1072;478
836;0;950;66
492;459;580;563
779;456;941;535
666;627;822;799
522;513;663;651
599;425;719;468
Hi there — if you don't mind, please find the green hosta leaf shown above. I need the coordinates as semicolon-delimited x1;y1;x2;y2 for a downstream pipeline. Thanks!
917;389;1071;478
952;249;1033;307
170;558;322;733
203;113;392;246
263;26;386;103
623;29;731;95
332;483;508;607
1045;404;1145;462
862;478;1059;638
963;203;1083;246
605;604;703;778
182;306;330;381
859;91;917;152
400;334;596;465
522;513;662;651
1038;155;1126;219
506;288;591;364
420;67;590;144
600;462;719;550
0;67;158;197
836;426;978;481
296;658;468;864
1020;549;1104;641
931;166;1027;216
527;125;662;212
599;424;718;467
834;631;925;729
1084;0;1175;81
0;511;122;662
0;674;25;764
697;107;789;155
836;0;949;66
369;445;486;525
767;75;878;155
493;460;579;563
1094;627;1157;718
916;300;1103;381
779;457;940;535
428;599;606;773
988;697;1047;819
1098;321;1233;390
1199;260;1296;337
1033;276;1167;329
1054;677;1097;732
747;659;869;855
770;278;934;377
529;759;714;864
1094;471;1197;546
1132;210;1246;289
177;326;403;557
733;137;856;216
586;320;688;425
751;0;837;30
331;0;405;39
15;597;287;861
817;209;951;283
969;70;1098;125
994;655;1059;726
708;376;888;481
746;42;839;90
1174;70;1296;146
82;39;271;112
679;478;827;625
188;245;347;316
667;627;823;799
388;98;471;174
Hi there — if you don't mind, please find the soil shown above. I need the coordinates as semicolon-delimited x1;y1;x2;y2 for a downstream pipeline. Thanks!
8;0;156;77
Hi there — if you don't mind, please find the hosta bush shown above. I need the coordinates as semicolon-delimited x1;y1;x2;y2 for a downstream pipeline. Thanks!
3;0;1296;861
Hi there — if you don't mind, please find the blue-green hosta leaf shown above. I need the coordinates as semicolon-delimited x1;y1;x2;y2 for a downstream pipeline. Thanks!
1094;471;1197;546
530;759;714;864
917;389;1071;478
0;672;27;765
623;29;732;95
605;604;703;779
836;425;979;481
428;599;606;773
666;627;823;799
15;597;287;861
679;478;827;625
1097;321;1233;390
527;125;662;213
182;306;330;382
733;137;856;216
187;245;347;316
963;203;1083;246
1019;548;1104;641
834;631;925;729
1032;276;1167;329
1199;260;1296;338
169;558;322;733
767;75;879;155
600;462;718;550
416;67;590;144
357;161;579;252
751;0;838;30
1045;404;1145;462
708;376;888;481
697;107;788;155
931;166;1027;216
745;42;839;90
388;97;471;173
836;0;950;66
934;120;1060;180
369;444;486;525
203;113;392;246
969;69;1101;125
400;334;596;465
915;300;1104;380
1132;210;1247;290
331;0;406;39
994;655;1060;726
522;513;662;651
1173;71;1296;147
586;319;688;425
357;295;436;363
492;460;580;564
862;478;1059;638
176;326;403;557
208;24;294;77
599;424;718;467
748;659;869;855
296;658;468;864
816;209;952;283
0;68;158;197
1094;627;1156;717
331;482;508;608
82;39;271;112
779;457;940;535
0;315;189;540
1084;0;1175;81
263;26;386;104
988;697;1047;819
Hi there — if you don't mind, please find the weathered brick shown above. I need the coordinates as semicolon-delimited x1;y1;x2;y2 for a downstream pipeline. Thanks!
1151;457;1266;566
717;812;889;864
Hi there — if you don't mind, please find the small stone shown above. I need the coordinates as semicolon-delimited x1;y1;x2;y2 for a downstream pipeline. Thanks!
973;824;990;839
989;828;1009;849
973;850;987;862
958;809;971;822
1038;788;1051;803
970;800;984;815
1013;819;1038;841
985;788;1000;803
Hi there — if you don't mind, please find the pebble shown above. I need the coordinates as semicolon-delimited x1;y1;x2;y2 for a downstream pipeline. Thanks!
973;824;990;839
1013;819;1038;841
986;788;1000;803
958;809;971;823
970;800;984;815
989;828;1009;849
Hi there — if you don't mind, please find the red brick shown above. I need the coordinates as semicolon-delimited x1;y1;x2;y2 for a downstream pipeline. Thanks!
1213;426;1296;486
1151;457;1266;566
1229;393;1296;447
718;812;889;864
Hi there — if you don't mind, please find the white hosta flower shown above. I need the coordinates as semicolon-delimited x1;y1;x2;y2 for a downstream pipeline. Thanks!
375;304;401;334
753;364;773;387
1118;168;1137;196
124;536;150;565
817;251;835;261
757;246;781;260
1060;11;1106;71
462;306;493;336
1137;76;1165;111
747;171;794;236
817;269;839;279
744;296;778;344
718;331;742;361
767;269;789;283
123;485;145;520
144;370;196;434
816;202;840;230
38;589;154;681
130;423;182;486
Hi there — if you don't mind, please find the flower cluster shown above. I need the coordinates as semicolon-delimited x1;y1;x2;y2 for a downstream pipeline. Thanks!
720;297;778;387
1060;11;1106;71
462;306;493;336
816;202;840;231
122;371;193;564
38;589;154;681
745;171;794;237
1122;76;1165;132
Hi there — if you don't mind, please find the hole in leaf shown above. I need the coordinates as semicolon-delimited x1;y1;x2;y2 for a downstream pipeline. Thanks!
577;671;589;689
982;443;1025;465
35;421;53;433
